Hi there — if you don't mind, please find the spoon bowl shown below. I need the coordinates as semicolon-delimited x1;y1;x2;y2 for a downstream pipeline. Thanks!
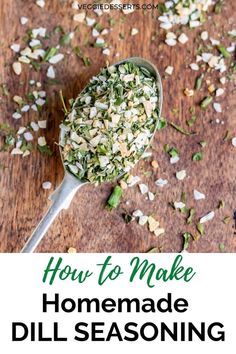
21;57;163;253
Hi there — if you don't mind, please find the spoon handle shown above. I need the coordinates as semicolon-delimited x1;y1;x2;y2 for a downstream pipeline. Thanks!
21;173;84;253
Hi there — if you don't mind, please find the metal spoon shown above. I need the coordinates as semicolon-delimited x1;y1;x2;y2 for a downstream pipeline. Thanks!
21;57;163;253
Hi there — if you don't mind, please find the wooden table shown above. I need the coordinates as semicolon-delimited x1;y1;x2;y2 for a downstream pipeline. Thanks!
0;0;236;252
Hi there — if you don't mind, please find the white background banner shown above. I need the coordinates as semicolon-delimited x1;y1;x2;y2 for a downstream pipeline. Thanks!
0;254;235;353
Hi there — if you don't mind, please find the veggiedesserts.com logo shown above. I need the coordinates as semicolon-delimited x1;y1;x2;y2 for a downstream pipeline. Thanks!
76;3;159;11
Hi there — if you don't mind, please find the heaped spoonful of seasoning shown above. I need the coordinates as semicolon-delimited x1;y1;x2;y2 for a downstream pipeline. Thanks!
21;57;163;253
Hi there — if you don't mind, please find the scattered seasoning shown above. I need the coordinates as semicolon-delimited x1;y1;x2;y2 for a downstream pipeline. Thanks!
122;213;133;224
194;73;204;90
223;216;231;224
182;232;192;251
200;96;213;109
187;208;195;224
192;152;203;161
67;247;77;253
106;185;123;210
156;118;167;130
217;45;230;58
147;247;159;253
199;211;215;224
169;122;195;136
219;243;225;252
196;223;205;236
218;200;225;209
199;141;207;148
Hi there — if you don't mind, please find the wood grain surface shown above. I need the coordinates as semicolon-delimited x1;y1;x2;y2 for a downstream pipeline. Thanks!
0;0;236;253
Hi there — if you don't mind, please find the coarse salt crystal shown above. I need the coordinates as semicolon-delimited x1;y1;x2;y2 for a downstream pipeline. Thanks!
155;178;168;187
220;77;226;85
36;98;45;106
139;215;148;226
86;17;96;26
36;0;45;8
148;191;155;201
31;104;38;111
190;63;199;71
200;211;215;224
31;122;39;131
72;1;78;9
131;28;139;36
174;201;185;209
132;209;143;218
10;44;20;52
42;181;52;190
194;189;205;200
139;183;149;194
127;175;141;187
92;28;100;37
176;170;187;180
216;88;224;97
170;155;179;164
12;112;22;119
165;38;177;46
178;33;188;44
21;105;30;112
232;137;236;147
20;16;28;25
24;132;34;141
213;102;222;113
165;66;174;75
103;48;110;56
47;65;55;79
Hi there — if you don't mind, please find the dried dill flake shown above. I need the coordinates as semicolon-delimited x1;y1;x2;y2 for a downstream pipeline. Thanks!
106;185;123;211
60;62;160;184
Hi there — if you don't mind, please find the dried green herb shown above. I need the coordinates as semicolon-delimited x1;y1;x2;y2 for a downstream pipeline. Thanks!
196;223;205;236
43;47;58;62
169;122;195;136
187;208;195;224
0;83;9;96
186;115;197;127
60;33;71;45
192;152;203;161
122;213;133;224
200;96;213;109
61;62;159;183
218;200;225;209
194;73;204;90
214;0;224;13
31;61;41;71
37;144;53;156
107;185;123;210
59;90;68;114
223;216;231;224
182;232;192;251
217;45;230;58
219;243;225;252
157;118;167;130
73;46;91;66
223;130;232;142
164;145;179;158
